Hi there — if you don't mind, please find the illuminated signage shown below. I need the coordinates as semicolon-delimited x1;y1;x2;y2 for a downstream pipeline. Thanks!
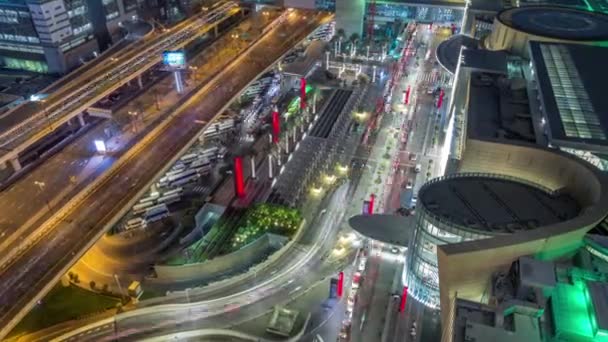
162;51;186;69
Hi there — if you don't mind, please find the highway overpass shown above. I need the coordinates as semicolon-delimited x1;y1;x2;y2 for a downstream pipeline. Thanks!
0;1;243;172
0;9;332;339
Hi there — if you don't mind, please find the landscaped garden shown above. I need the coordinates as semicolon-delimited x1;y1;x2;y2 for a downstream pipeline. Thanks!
230;204;302;251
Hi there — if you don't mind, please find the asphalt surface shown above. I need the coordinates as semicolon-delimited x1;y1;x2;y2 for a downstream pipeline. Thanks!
0;10;331;339
344;23;452;342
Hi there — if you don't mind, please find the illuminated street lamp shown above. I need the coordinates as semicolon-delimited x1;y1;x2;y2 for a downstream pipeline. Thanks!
310;186;323;197
34;181;52;211
336;164;349;175
353;111;369;123
231;33;239;46
128;110;141;132
188;65;199;81
323;174;336;185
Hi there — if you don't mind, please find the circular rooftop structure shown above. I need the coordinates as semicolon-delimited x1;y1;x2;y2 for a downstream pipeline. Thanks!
497;6;608;41
436;35;479;74
348;214;412;247
407;172;583;308
419;174;581;234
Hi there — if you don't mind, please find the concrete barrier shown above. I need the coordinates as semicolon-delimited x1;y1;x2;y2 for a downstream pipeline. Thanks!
154;233;288;283
139;219;306;307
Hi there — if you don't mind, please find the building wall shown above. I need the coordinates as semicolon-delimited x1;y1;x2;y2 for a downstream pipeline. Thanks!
27;0;72;45
0;2;48;72
335;0;364;36
437;138;608;341
0;0;134;73
484;18;601;59
283;0;316;9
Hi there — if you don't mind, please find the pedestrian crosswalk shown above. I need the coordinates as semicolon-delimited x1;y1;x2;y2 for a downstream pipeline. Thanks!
416;70;453;88
191;185;210;195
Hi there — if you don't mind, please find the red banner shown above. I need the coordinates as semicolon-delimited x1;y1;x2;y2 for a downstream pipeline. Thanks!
234;157;245;198
272;111;280;143
300;77;307;109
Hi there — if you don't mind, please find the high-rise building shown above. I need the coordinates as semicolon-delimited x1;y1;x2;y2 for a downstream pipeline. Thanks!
0;0;140;74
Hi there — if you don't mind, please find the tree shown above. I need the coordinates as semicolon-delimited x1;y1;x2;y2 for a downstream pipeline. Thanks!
349;33;360;56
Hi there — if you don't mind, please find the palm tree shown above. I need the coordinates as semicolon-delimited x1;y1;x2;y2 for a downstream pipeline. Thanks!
349;33;360;56
336;28;346;54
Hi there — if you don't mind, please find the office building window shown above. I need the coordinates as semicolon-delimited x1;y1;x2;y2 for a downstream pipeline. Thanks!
541;44;605;140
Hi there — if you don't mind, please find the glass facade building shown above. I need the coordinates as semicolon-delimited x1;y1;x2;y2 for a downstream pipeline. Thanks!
0;0;139;73
407;188;490;308
406;172;572;309
0;0;46;71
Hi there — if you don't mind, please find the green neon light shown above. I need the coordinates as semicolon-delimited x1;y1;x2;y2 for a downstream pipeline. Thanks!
582;0;595;12
553;283;596;340
285;85;314;117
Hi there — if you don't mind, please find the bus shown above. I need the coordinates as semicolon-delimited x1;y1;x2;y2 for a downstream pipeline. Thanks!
162;187;183;197
139;191;160;204
190;158;211;169
180;153;198;164
200;146;219;160
144;204;169;222
194;164;212;175
170;174;199;187
124;217;147;231
132;201;156;215
167;169;197;183
157;193;181;205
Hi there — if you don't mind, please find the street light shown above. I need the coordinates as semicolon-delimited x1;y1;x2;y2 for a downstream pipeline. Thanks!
188;65;199;81
34;181;52;211
31;96;52;131
323;174;336;185
128;110;140;132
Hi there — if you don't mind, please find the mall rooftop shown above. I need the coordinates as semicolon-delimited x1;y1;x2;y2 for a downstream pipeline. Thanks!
529;42;608;153
451;235;608;342
419;175;580;234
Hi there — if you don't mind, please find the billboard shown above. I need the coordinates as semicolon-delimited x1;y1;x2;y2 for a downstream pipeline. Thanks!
162;51;186;69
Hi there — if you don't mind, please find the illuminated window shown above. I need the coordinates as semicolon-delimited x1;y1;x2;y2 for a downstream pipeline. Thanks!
541;44;605;140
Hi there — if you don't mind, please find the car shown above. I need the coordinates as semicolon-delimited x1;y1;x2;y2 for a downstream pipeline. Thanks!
358;257;367;271
391;247;400;254
414;164;421;173
352;272;362;288
406;181;413;189
409;153;417;161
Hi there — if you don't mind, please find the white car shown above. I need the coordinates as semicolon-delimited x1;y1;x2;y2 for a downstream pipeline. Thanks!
414;164;422;173
358;257;367;271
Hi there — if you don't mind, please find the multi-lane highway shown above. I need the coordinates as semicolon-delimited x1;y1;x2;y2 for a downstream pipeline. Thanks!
0;10;331;339
0;1;241;166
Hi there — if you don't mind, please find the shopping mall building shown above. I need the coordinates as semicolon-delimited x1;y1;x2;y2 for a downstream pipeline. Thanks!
343;2;608;341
